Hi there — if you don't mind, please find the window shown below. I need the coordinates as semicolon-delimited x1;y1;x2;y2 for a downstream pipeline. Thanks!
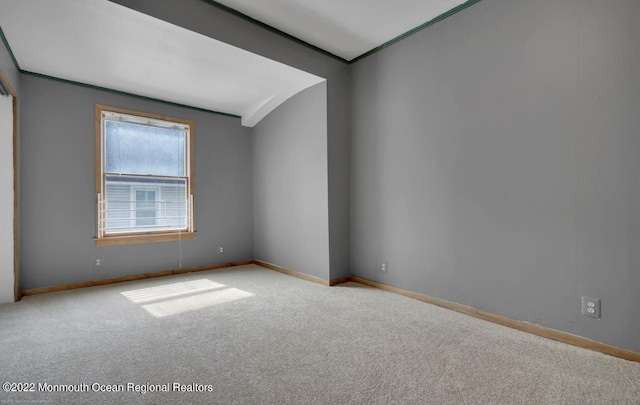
95;105;195;246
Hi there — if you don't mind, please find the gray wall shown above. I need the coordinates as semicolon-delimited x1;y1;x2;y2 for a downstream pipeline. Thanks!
111;0;351;280
20;74;253;289
253;82;330;280
350;0;640;352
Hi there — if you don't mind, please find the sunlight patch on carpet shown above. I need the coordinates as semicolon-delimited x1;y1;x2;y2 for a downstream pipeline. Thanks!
121;279;254;317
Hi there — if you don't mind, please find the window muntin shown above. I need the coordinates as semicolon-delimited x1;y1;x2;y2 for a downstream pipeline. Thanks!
96;105;195;245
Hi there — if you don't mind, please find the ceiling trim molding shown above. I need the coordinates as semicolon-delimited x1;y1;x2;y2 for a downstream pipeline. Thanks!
0;25;21;71
200;0;484;64
350;0;484;63
21;71;241;120
200;0;350;64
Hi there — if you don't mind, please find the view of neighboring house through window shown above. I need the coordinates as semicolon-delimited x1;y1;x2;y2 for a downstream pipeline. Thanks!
96;105;195;245
134;188;158;227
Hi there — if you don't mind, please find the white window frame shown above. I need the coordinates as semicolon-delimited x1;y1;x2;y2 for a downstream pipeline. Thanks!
95;104;195;246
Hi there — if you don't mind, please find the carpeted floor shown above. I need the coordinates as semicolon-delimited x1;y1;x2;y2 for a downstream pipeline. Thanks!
0;264;638;404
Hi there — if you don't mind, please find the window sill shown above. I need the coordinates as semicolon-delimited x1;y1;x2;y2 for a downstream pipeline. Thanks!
95;232;196;246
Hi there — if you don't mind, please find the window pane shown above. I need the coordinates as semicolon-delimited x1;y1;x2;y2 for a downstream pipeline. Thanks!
105;175;187;233
105;120;185;177
135;190;157;227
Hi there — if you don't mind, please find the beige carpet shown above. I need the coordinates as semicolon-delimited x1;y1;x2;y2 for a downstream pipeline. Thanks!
0;264;638;404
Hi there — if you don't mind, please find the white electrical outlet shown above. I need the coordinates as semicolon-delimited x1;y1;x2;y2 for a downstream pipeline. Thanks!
581;296;601;319
381;261;388;273
94;258;102;267
218;246;224;254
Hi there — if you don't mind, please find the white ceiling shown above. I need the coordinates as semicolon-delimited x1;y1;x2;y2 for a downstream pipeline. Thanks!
0;0;474;125
0;0;324;127
215;0;469;61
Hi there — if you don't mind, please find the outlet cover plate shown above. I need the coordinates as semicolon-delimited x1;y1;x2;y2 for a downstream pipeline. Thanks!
581;296;601;319
381;261;388;273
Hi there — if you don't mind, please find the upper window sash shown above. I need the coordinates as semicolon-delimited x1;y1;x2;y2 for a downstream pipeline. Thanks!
102;114;188;178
